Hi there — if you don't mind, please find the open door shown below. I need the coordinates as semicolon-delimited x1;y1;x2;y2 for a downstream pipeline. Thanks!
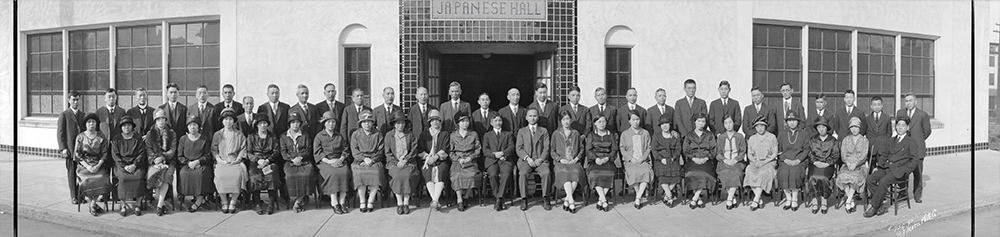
534;52;555;101
424;50;442;106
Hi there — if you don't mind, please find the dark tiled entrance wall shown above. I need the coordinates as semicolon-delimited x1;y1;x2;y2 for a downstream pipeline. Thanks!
399;0;577;113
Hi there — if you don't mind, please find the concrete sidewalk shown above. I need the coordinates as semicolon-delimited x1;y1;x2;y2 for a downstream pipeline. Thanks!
1;151;997;237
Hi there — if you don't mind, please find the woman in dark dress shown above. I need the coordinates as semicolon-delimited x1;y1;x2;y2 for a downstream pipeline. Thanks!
776;111;811;211
449;114;481;212
683;112;717;209
586;115;618;212
280;112;314;213
651;114;683;207
384;112;420;215
552;110;584;213
177;115;215;213
313;111;352;214
351;109;386;213
806;116;839;214
145;109;176;216
245;113;282;215
419;109;451;211
76;113;113;216
715;115;747;210
111;115;147;217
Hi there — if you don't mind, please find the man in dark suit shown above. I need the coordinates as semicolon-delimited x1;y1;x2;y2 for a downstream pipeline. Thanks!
188;85;218;138
515;108;552;211
96;88;126;139
743;87;777;139
499;88;527;137
215;84;245;131
528;83;559;134
588;87;618;134
834;90;867;139
373;87;402;136
440;81;472;133
236;96;256;136
674;79;708;135
645;88;676;136
317;83;347;133
258;84;291;136
160;83;188;139
864;117;920;218
126;88;156;137
777;83;804;135
807;94;836;136
866;96;893;165
483;115;515;211
340;87;371;137
472;93;499;139
558;86;589;136
288;84;320;138
57;92;85;204
896;93;932;203
408;87;435;134
708;81;742;135
616;88;646;133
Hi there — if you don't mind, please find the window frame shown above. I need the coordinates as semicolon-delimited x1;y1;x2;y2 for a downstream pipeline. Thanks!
605;47;631;108
344;46;372;107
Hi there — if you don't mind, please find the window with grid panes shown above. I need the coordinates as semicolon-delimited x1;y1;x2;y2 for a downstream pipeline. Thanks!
605;48;630;107
807;28;851;111
344;47;371;107
169;22;220;105
27;33;64;117
991;74;995;86
116;25;163;109
752;24;802;107
857;33;896;113
901;37;934;116
69;29;111;113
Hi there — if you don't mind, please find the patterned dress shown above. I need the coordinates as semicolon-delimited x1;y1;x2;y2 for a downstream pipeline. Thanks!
620;128;652;186
552;129;585;187
313;130;352;194
280;130;314;196
744;132;777;191
449;130;482;190
715;132;746;189
385;130;420;195
144;127;176;190
213;129;249;193
836;134;869;190
683;130;717;191
75;132;112;198
585;131;618;188
651;132;683;185
111;132;147;199
351;129;386;188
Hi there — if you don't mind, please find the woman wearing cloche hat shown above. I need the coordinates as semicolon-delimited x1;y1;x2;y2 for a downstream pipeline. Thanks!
417;109;451;212
279;111;315;213
805;116;839;214
245;113;282;215
776;110;811;212
145;108;177;216
75;113;113;216
835;117;869;214
110;115;148;217
384;112;421;215
313;111;352;214
350;109;387;213
213;107;250;214
744;115;778;211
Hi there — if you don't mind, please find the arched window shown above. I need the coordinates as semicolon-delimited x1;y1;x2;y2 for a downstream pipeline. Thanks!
605;26;635;107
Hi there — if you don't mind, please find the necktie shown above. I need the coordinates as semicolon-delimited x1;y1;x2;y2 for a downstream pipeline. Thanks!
539;102;545;113
875;113;879;121
200;104;204;114
599;105;604;114
482;110;487;120
722;99;726;107
909;109;913;118
847;106;852;114
688;98;693;108
387;106;391;115
784;101;790;116
420;104;425;114
453;102;458;110
512;106;517;115
357;106;361;115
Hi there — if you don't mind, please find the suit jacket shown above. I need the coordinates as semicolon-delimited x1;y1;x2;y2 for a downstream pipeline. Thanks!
471;108;499;139
865;110;893;158
214;100;244;131
806;108;835;135
617;103;647;134
708;98;741;135
407;103;436;134
289;102;320;138
673;97;708;135
340;104;371;138
515;125;550;163
559;103;590;136
257;101;291;136
96;106;126;139
373;104;403;136
316;100;346;127
833;105;867;138
742;102;778;139
482;129;516;168
439;100;472;132
236;113;256;136
777;98;805;135
528;100;559;134
126;105;156;136
188;102;218;138
645;104;675;136
896;108;932;158
57;108;85;154
877;135;920;178
588;104;618;134
158;102;187;138
498;105;527;137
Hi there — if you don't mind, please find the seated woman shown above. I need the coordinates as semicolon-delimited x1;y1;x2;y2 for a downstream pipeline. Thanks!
111;115;147;217
806;116;840;214
418;109;451;211
213;108;249;214
836;117;868;214
279;112;314;213
449;114;482;212
586;115;618;212
177;115;215;213
652;114;683;208
144;109;176;216
715;115;747;210
75;113;113;216
313;111;352;214
620;111;652;209
350;110;387;213
744;116;778;211
552;110;585;214
384;112;420;215
683;112;717;209
245;113;283;215
777;111;811;211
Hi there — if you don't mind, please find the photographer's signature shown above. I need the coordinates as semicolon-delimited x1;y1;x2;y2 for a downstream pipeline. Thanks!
887;209;939;237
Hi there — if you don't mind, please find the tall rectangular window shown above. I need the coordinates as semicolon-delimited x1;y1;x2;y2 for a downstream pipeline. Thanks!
69;29;111;113
990;56;996;67
344;47;371;106
857;33;896;112
27;33;64;117
807;28;851;111
116;25;163;108
605;48;630;107
169;22;220;105
901;37;934;116
991;74;996;86
752;24;802;106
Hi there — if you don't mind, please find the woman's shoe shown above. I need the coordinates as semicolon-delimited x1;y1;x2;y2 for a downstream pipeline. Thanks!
698;199;706;208
134;205;143;216
569;204;577;214
633;202;642;210
189;203;200;213
603;202;612;212
749;200;760;211
404;205;411;214
458;202;467;212
119;206;129;217
89;205;99;216
791;201;799;211
231;204;240;214
689;199;698;209
821;205;830;214
367;202;375;213
433;201;442;212
157;206;167;216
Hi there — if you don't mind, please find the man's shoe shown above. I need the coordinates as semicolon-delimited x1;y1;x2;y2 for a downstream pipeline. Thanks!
914;196;923;203
542;197;552;211
520;199;529;211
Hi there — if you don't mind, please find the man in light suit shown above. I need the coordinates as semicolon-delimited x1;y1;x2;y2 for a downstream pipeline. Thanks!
588;87;618;135
674;79;708;135
483;115;515;211
188;85;218;138
235;96;256;136
373;87;402;136
866;96;893;166
439;81;472;133
340;87;371;138
896;93;932;203
289;84;320;138
498;88;526;137
126;88;156;137
317;83;346;133
864;117;920;218
834;90;867;139
57;92;85;204
408;87;436;134
645;88;676;136
616;88;646;134
743;87;777;139
708;81;741;135
257;84;291;136
214;84;245;131
159;83;188;139
528;82;558;135
472;93;499;139
558;86;589;136
777;83;805;135
96;88;126;139
516;108;552;211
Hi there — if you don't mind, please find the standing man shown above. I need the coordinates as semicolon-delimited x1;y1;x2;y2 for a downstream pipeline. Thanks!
236;96;256;136
834;90;866;139
188;85;218;138
215;84;244;132
516;108;552;211
645;88;675;135
498;88;526;136
483;115;515;211
673;79;708;135
743;87;777;139
340;87;371;137
896;93;931;203
559;86;590;136
472;93;499;139
317;83;347;133
708;80;741;135
373;87;402;136
865;96;893;167
126;88;156;136
288;84;319;137
96;88;125;139
408;87;436;134
159;83;187;139
57;92;85;204
807;94;835;135
616;88;646;134
528;83;558;134
439;81;472;132
588;87;618;134
257;84;291;136
778;83;804;135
